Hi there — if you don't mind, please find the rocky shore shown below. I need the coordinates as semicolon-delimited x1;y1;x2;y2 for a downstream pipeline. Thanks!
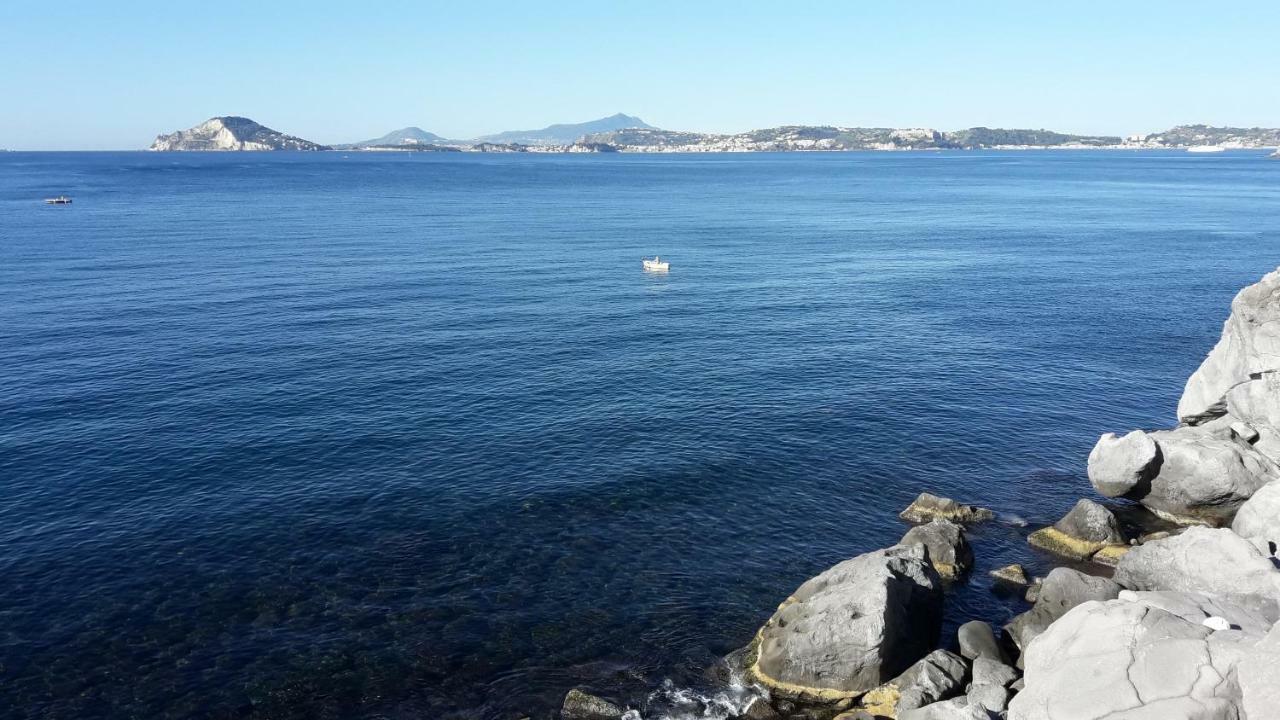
558;267;1280;720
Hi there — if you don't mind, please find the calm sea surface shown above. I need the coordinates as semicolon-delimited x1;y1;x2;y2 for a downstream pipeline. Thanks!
1;150;1278;719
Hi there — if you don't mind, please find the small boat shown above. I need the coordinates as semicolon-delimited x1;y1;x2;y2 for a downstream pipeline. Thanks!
1186;145;1225;154
44;195;73;204
642;256;670;272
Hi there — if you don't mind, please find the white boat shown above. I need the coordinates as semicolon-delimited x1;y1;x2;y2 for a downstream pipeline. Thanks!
642;256;670;272
1186;145;1225;154
44;195;72;205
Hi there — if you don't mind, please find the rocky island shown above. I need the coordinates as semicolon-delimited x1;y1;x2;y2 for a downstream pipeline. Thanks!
561;267;1280;719
149;116;329;151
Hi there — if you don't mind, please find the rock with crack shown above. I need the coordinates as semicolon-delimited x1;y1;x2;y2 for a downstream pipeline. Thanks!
1027;499;1125;561
1232;479;1280;557
1115;590;1279;634
1178;266;1280;426
1088;429;1161;498
1004;567;1122;663
899;493;995;525
1113;527;1280;601
749;544;944;702
857;649;968;717
900;520;974;579
1007;593;1271;720
560;688;626;720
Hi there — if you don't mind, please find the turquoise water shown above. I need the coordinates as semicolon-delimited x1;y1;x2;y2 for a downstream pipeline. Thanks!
1;150;1278;719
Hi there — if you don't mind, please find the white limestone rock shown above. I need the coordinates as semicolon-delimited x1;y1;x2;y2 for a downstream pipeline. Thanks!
1087;430;1160;497
149;116;329;151
1113;527;1280;600
1128;419;1277;525
1007;598;1265;720
1232;479;1280;556
1239;620;1280;720
1179;266;1280;425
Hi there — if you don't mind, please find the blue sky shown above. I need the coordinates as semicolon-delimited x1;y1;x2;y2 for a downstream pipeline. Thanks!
2;0;1278;149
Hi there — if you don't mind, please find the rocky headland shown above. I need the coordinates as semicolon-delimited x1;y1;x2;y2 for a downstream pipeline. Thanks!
149;116;329;151
559;267;1280;719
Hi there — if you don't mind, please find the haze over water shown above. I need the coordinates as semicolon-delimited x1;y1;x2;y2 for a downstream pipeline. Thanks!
2;150;1278;719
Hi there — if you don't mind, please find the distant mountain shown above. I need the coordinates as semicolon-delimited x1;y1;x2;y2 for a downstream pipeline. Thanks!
335;127;452;149
1126;125;1280;148
149;117;328;151
582;126;1121;152
475;113;655;146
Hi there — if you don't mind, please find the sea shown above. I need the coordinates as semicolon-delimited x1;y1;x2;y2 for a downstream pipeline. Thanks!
1;149;1278;719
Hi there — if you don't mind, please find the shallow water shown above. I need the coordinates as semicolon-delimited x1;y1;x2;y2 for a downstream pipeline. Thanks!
1;150;1278;719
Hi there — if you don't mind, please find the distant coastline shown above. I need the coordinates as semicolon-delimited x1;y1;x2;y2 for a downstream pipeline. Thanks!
145;115;1280;154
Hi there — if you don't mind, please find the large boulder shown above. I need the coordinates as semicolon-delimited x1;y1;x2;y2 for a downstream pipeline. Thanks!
1138;421;1279;525
1113;527;1280;600
1008;593;1272;720
900;493;995;525
858;649;968;717
1004;567;1122;660
1179;266;1280;425
1088;430;1160;497
901;520;973;579
1232;479;1280;556
1026;499;1124;561
750;544;944;702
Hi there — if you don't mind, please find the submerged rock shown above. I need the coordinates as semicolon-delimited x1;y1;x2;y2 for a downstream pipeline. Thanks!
857;649;968;717
900;520;973;579
1004;567;1121;661
899;493;995;525
749;544;943;702
1026;499;1125;560
1087;429;1160;498
1113;526;1280;600
987;564;1028;587
561;688;626;720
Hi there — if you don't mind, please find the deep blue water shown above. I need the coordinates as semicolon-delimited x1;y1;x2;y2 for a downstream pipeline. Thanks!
1;150;1278;719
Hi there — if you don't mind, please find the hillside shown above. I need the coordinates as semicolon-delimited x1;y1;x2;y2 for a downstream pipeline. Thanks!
1127;124;1280;148
336;127;452;149
149;117;328;151
582;126;1121;152
475;113;654;146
